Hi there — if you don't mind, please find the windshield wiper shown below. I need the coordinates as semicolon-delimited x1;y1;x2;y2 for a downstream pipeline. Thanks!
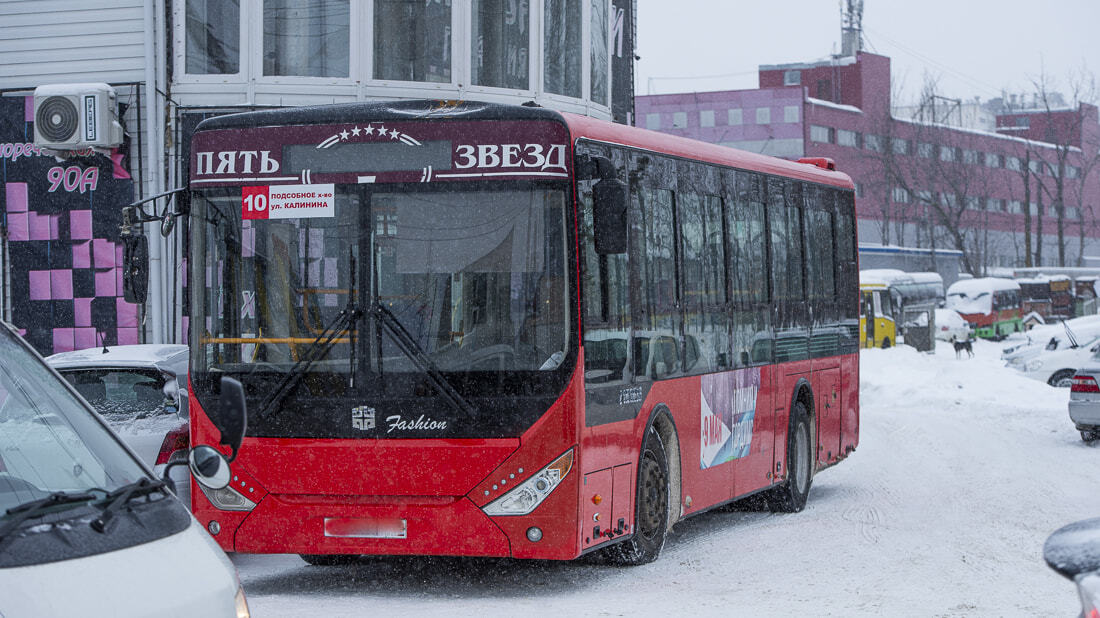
90;477;167;533
0;490;101;542
257;301;363;422
369;301;477;420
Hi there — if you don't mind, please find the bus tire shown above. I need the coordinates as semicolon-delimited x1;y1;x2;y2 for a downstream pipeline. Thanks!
766;401;813;513
881;338;891;349
299;554;359;566
1048;369;1075;388
1082;430;1100;443
607;425;670;566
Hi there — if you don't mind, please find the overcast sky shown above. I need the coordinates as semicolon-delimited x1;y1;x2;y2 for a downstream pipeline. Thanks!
633;0;1100;106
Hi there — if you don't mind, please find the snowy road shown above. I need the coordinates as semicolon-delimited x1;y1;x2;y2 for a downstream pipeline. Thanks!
233;340;1100;616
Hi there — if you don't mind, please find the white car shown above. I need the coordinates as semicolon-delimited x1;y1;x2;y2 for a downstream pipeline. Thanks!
46;345;191;506
1001;315;1100;361
1068;347;1100;442
0;322;248;617
1007;334;1100;387
934;308;972;342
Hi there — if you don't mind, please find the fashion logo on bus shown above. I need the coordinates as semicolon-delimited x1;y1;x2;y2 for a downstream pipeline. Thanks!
700;368;761;470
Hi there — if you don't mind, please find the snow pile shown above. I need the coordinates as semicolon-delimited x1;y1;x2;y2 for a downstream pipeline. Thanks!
235;340;1100;617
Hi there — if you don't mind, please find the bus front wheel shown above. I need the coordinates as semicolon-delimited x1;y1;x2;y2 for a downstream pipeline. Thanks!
608;425;670;566
766;401;813;513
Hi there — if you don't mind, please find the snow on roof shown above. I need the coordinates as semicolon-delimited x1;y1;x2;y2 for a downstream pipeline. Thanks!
947;277;1020;295
892;116;1083;154
860;268;907;286
807;97;864;114
46;344;189;374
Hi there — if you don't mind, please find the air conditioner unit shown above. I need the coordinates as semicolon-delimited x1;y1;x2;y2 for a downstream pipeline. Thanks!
33;83;124;151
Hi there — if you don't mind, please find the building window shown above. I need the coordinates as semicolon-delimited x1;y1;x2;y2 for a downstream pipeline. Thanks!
987;198;1004;212
472;0;530;90
645;113;661;130
1016;116;1031;128
892;187;910;203
700;110;715;127
784;106;799;123
728;108;743;125
962;149;979;164
1007;200;1022;214
755;108;771;124
543;0;581;96
374;0;450;82
186;0;240;74
837;129;859;147
265;0;350;77
810;125;833;144
784;70;801;85
1007;156;1022;171
1068;166;1081;179
1029;159;1043;175
917;142;934;158
589;0;609;104
854;183;864;198
891;138;909;155
864;134;883;152
1067;207;1080;219
985;152;1002;168
942;192;958;207
917;190;932;203
965;196;981;210
939;146;957;162
673;111;687;128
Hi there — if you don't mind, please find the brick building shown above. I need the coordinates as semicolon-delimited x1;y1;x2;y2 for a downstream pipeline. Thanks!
636;51;1100;275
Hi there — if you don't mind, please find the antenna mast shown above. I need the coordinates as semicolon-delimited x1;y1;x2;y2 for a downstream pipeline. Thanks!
841;0;864;57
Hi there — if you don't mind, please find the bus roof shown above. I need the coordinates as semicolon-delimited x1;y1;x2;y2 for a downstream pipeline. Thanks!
860;269;943;287
560;112;856;190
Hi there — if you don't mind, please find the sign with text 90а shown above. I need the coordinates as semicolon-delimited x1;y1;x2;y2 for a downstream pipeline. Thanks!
242;184;335;220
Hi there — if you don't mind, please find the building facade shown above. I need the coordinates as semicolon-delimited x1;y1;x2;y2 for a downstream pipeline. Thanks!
0;0;635;352
636;52;1100;277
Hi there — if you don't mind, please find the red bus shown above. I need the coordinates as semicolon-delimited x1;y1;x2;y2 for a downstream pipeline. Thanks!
185;100;860;565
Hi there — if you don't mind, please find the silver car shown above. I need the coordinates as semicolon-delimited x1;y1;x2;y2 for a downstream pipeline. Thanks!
1068;345;1100;443
45;345;191;503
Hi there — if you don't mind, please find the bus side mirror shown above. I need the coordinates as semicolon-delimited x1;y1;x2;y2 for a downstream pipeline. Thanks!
216;376;248;462
122;234;149;304
593;178;628;255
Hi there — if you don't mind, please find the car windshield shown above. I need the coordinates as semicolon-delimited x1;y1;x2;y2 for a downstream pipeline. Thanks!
0;329;146;513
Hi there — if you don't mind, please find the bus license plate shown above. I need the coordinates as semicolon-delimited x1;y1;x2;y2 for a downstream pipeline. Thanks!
324;517;407;539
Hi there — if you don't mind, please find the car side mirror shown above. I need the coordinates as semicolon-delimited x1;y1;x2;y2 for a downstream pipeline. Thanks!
189;445;231;490
216;376;247;462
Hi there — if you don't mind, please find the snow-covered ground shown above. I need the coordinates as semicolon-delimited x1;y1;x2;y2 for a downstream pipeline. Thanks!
233;340;1100;616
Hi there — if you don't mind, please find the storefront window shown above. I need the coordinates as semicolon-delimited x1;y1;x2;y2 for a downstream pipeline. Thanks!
543;0;580;97
589;0;609;105
263;0;349;77
374;0;453;83
471;0;529;89
186;0;240;74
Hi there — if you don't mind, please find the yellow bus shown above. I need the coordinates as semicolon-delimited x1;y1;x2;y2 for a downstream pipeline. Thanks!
859;279;894;348
859;270;945;349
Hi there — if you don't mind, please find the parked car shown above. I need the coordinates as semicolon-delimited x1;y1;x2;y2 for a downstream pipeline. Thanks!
46;344;191;506
1043;517;1100;617
1068;348;1100;442
1006;334;1100;387
0;322;248;617
934;308;972;342
1001;314;1100;361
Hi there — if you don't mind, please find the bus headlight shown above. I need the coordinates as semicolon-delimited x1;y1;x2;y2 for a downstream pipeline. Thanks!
197;482;257;511
482;449;573;516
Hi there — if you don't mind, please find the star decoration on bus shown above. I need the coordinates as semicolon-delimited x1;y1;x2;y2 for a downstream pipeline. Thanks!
316;123;423;150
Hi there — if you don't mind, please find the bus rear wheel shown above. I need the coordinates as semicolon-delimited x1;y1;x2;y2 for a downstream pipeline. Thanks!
607;425;670;566
881;338;891;349
766;401;813;513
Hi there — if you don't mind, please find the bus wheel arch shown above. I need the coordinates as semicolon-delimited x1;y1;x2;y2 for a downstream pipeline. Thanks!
606;406;679;566
767;382;816;513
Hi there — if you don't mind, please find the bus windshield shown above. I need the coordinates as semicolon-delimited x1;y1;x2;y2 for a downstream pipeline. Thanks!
190;182;572;438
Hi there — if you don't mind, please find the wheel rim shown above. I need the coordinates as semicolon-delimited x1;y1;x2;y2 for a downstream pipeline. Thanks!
793;421;810;494
637;451;667;540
